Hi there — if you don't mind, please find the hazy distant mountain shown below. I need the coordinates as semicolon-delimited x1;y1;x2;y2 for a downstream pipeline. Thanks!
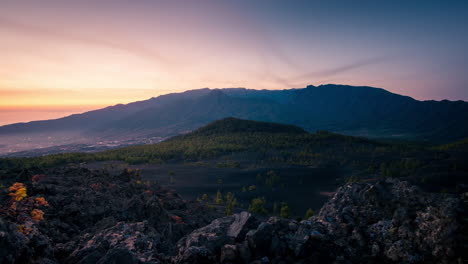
1;84;467;155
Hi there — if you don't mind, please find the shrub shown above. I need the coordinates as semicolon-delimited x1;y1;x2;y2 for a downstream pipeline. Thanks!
35;197;49;207
9;183;27;201
31;209;45;222
280;202;291;218
305;208;314;219
1;182;49;236
215;190;223;204
249;197;268;215
225;192;238;216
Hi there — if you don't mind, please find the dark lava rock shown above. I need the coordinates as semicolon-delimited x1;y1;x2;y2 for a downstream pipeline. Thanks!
0;167;465;264
172;178;465;264
0;167;222;264
317;178;463;263
96;248;140;264
68;221;160;263
173;211;257;263
0;217;56;264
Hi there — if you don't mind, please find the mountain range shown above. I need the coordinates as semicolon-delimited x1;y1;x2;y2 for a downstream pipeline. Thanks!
1;84;467;155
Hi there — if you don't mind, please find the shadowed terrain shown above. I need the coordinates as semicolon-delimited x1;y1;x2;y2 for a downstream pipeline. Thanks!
1;118;467;263
1;85;468;156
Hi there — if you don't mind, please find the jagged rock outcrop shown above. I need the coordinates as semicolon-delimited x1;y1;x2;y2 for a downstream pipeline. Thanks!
172;178;464;264
174;212;258;263
68;221;160;264
316;178;462;263
0;167;464;264
0;167;223;264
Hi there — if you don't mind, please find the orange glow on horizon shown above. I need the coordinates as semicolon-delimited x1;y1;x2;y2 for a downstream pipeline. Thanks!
1;1;466;126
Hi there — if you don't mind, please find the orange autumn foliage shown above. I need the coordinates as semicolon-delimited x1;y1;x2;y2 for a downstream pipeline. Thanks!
17;225;32;235
9;182;27;201
31;209;45;222
9;182;24;191
2;182;50;235
35;197;49;207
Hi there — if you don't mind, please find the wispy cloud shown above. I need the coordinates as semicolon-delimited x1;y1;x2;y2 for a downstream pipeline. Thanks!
294;56;391;79
0;16;174;68
263;56;392;88
228;9;392;89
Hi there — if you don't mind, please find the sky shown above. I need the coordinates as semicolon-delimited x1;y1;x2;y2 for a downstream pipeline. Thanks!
0;0;467;125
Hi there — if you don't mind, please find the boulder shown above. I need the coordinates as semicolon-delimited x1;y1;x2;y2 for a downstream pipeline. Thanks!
174;212;257;263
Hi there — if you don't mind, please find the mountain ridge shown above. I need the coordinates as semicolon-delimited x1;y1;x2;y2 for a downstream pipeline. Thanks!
1;84;467;155
2;84;460;130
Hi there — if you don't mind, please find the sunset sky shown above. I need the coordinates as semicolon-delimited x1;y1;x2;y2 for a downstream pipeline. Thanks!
1;0;468;125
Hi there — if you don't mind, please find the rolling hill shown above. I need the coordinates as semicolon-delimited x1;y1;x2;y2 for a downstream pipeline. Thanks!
1;84;467;155
0;117;436;184
2;117;466;200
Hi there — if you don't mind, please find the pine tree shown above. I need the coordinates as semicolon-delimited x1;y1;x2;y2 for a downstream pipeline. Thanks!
280;202;291;218
305;208;314;219
215;190;223;204
248;197;268;215
225;192;238;215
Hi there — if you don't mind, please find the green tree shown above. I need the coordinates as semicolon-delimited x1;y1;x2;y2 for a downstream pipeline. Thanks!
305;208;314;219
280;202;291;218
248;197;268;215
226;206;233;216
225;192;238;216
225;192;234;203
215;190;223;204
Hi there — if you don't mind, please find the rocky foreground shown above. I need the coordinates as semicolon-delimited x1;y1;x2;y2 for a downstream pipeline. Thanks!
0;167;465;264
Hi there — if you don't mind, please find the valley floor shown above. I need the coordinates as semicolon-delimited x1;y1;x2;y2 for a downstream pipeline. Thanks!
84;160;343;214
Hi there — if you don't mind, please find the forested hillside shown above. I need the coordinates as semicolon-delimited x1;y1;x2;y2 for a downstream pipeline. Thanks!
1;118;466;194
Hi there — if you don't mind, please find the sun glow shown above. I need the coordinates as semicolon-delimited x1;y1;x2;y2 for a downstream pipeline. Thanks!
0;1;467;125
